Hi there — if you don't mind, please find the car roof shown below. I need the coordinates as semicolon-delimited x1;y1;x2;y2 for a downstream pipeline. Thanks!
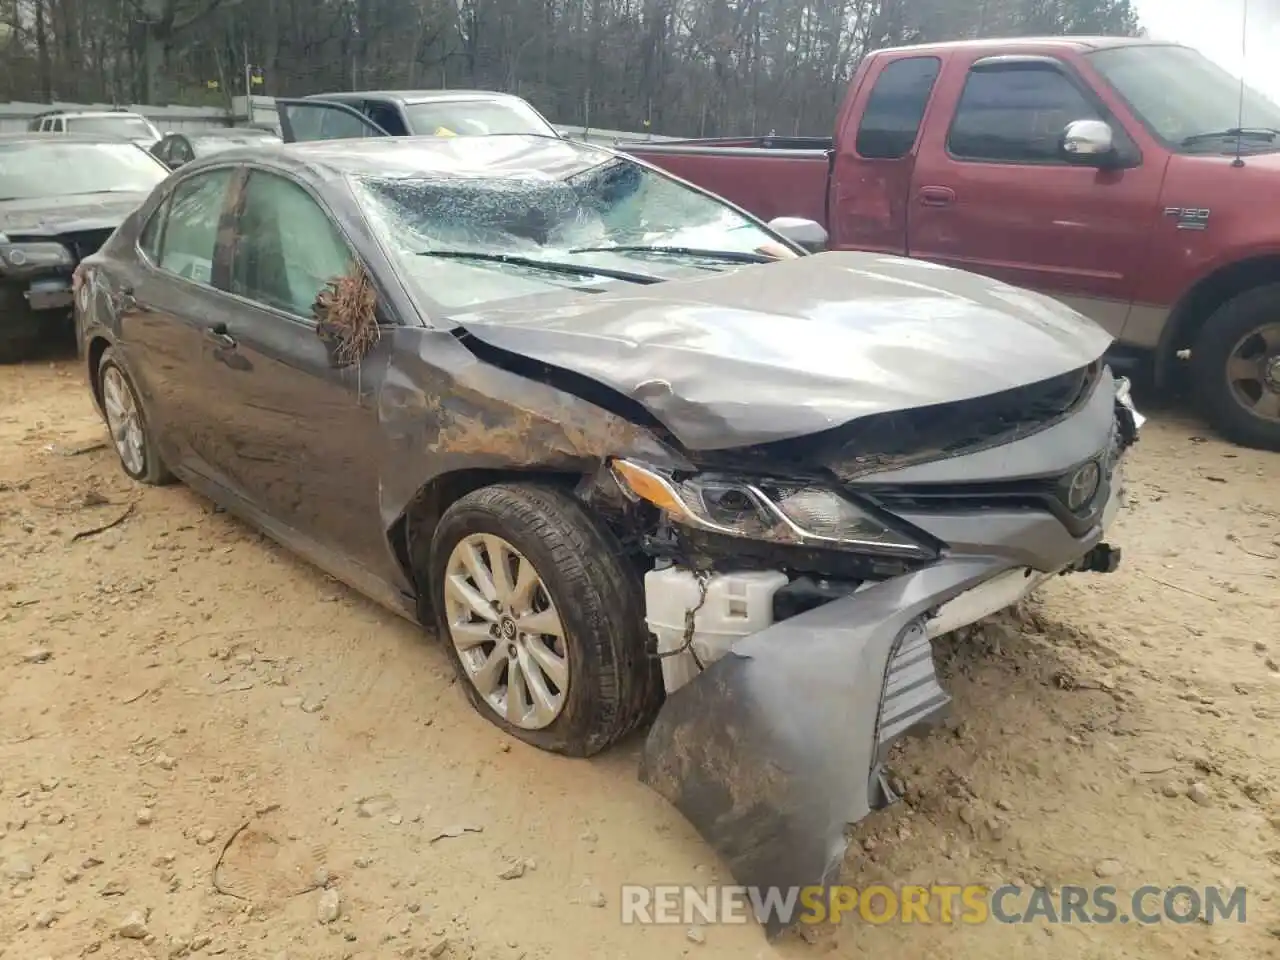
183;127;279;139
873;36;1179;56
188;134;613;182
39;110;151;119
305;89;531;106
0;131;140;145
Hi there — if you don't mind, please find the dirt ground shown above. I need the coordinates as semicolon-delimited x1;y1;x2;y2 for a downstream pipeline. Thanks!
2;352;1278;960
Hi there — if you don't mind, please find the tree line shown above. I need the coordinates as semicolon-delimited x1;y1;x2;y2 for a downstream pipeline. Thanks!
0;0;1140;136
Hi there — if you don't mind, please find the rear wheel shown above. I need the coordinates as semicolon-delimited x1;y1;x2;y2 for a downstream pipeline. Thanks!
97;348;174;485
427;483;660;757
1193;284;1280;452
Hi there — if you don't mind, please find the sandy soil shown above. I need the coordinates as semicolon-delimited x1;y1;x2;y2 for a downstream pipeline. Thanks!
1;354;1278;960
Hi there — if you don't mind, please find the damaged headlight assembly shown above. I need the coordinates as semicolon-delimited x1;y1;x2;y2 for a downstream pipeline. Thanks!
610;458;934;559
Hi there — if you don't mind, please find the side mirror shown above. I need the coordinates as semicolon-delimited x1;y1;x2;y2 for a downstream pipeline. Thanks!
767;216;828;253
1061;119;1115;165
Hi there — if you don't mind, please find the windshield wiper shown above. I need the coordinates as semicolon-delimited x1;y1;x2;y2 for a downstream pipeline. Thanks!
416;249;662;285
569;244;774;264
1180;127;1280;146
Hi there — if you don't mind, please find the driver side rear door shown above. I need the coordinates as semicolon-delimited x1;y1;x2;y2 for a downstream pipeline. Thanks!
275;99;392;143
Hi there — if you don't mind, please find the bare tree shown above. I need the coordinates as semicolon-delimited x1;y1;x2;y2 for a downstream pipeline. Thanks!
0;0;1140;133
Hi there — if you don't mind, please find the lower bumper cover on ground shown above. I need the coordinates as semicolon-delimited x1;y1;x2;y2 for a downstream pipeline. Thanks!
638;556;1048;937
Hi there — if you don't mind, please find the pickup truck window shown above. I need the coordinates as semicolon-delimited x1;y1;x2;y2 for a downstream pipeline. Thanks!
948;64;1101;164
855;56;941;160
1088;44;1280;149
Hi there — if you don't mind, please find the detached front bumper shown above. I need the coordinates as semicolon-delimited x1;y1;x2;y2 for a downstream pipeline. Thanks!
639;377;1139;938
638;554;1077;936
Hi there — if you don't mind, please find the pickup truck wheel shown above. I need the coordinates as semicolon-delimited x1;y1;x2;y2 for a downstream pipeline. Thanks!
428;483;660;757
97;348;175;485
1193;285;1280;452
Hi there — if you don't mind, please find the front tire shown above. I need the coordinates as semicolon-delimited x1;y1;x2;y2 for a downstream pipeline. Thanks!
1193;285;1280;452
97;347;174;485
428;483;660;757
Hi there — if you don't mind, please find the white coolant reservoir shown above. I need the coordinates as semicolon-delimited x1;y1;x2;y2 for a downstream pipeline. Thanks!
644;567;790;694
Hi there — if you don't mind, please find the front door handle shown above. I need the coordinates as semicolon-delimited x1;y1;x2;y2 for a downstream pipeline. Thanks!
207;322;237;349
918;185;957;207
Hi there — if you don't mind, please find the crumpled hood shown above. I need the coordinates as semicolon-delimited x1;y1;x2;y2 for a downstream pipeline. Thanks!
454;251;1114;451
0;193;149;238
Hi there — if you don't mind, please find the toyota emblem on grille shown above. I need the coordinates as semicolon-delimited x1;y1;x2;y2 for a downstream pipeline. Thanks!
1066;461;1101;511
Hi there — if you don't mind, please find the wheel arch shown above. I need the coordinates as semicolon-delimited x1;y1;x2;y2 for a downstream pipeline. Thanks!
1156;254;1280;388
388;467;588;620
86;334;114;415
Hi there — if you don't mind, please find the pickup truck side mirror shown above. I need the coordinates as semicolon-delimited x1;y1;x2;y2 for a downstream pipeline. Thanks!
1061;119;1117;166
767;216;828;253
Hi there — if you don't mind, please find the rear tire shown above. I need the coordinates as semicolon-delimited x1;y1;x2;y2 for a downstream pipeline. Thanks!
427;483;661;757
1192;284;1280;452
97;347;175;485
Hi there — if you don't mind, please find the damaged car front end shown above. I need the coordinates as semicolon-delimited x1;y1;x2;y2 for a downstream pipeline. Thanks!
78;133;1142;940
447;244;1143;937
615;368;1141;937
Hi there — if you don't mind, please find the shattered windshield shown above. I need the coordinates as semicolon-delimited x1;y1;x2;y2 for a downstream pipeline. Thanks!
351;156;781;310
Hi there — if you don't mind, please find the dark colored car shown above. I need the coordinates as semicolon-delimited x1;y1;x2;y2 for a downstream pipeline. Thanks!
273;89;559;143
75;134;1140;937
150;128;282;169
0;133;169;361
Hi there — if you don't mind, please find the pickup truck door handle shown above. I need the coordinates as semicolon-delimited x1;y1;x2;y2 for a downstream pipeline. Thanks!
206;322;237;350
918;186;956;207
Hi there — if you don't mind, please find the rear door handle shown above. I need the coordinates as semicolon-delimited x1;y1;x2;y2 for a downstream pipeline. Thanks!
918;186;956;207
207;322;237;349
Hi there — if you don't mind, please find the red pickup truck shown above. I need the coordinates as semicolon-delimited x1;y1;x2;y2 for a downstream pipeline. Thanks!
624;36;1280;451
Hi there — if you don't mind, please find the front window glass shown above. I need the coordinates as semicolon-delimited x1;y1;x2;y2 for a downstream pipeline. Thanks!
350;150;781;311
948;65;1101;163
231;172;352;318
403;99;556;137
1088;44;1280;150
66;116;157;139
0;141;167;200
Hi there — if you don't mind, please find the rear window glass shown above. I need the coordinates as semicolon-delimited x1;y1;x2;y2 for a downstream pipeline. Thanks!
855;57;941;159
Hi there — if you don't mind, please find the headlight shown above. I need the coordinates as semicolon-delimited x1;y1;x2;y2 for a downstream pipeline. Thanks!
1114;375;1145;431
611;458;932;558
0;242;73;269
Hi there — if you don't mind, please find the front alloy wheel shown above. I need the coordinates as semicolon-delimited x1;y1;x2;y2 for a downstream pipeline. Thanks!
1194;285;1280;452
428;483;661;756
443;533;569;730
1224;322;1280;424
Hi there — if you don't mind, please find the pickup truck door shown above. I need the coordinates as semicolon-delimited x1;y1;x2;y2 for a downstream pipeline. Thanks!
907;55;1165;339
275;98;392;143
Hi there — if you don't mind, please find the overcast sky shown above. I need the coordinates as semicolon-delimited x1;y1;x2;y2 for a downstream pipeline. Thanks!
1135;0;1280;100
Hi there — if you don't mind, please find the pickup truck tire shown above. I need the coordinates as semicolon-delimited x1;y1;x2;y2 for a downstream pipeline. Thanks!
97;347;175;485
428;483;661;757
1193;285;1280;452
